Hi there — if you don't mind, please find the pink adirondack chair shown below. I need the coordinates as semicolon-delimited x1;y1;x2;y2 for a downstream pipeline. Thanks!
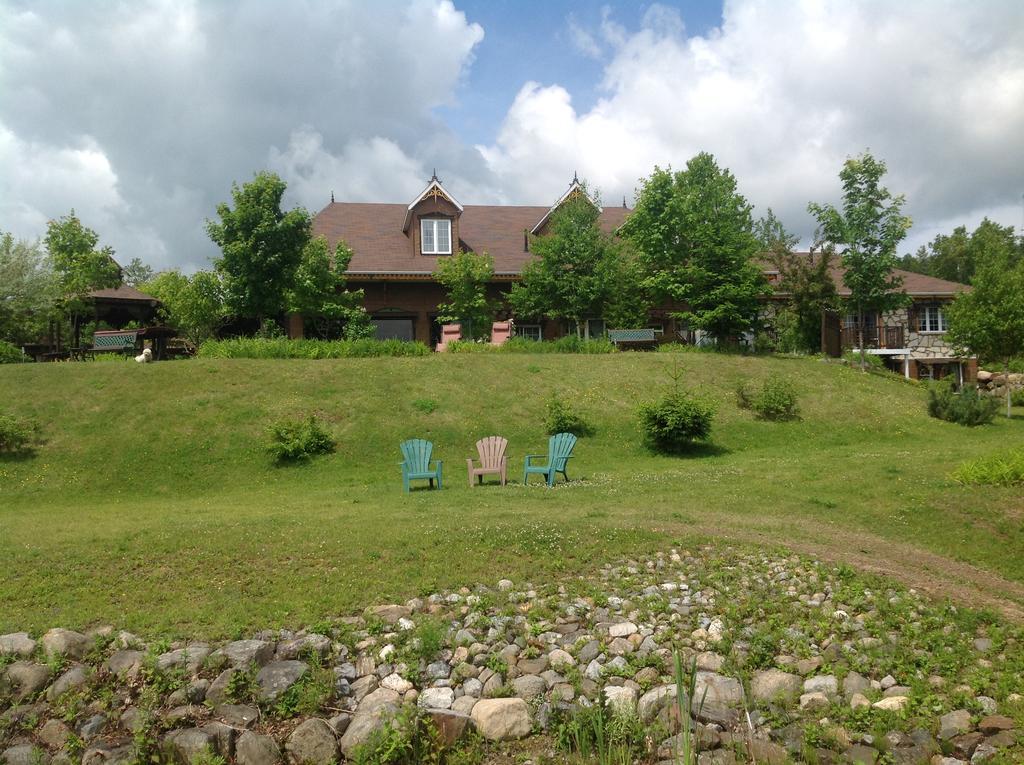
490;320;512;346
436;323;461;352
467;436;508;487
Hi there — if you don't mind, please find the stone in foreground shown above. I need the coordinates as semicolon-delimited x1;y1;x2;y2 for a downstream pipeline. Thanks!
470;698;532;741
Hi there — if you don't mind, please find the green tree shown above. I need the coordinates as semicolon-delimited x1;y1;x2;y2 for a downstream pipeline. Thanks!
141;269;226;346
122;257;155;287
756;210;838;353
899;219;1021;284
286;236;372;340
808;152;911;368
622;155;769;345
509;190;648;335
946;251;1024;418
435;250;497;340
44;211;122;346
0;233;58;345
207;172;311;329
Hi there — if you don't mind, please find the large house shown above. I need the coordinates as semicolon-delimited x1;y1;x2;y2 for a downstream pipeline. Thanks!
308;174;974;382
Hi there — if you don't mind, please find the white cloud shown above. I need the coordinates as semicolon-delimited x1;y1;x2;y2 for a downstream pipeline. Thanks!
484;0;1024;248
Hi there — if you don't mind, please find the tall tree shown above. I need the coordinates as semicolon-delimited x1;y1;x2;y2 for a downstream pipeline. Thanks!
622;154;769;345
207;172;311;328
808;152;911;368
44;211;122;346
509;190;648;336
945;251;1024;418
756;210;838;353
286;236;372;340
435;250;497;340
899;218;1020;284
0;233;58;345
141;270;226;347
122;257;155;287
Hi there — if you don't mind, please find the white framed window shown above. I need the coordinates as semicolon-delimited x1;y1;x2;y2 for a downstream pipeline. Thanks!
514;324;542;341
420;218;451;255
917;304;947;333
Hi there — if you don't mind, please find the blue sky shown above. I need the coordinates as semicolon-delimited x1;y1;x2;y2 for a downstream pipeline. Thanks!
438;1;724;145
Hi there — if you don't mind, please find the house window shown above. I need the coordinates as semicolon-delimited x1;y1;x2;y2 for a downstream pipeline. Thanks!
586;319;606;339
647;323;665;336
917;304;947;333
420;218;451;255
515;324;542;341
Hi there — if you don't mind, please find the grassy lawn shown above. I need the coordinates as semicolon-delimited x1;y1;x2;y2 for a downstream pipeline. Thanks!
1;352;1022;638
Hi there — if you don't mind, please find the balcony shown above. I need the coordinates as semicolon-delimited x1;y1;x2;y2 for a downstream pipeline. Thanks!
840;325;905;350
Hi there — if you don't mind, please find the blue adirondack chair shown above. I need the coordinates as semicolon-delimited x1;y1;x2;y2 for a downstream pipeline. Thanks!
523;432;577;486
400;439;443;492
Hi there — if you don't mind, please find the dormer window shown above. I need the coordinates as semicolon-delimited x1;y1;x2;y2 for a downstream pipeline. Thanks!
421;218;452;255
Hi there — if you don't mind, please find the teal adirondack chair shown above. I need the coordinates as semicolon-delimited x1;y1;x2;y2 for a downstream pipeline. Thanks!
523;432;577;486
400;439;443;492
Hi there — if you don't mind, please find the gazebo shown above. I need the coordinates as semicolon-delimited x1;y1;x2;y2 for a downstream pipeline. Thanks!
48;285;166;359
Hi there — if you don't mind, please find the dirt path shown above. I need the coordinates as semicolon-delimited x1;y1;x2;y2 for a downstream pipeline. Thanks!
658;516;1024;621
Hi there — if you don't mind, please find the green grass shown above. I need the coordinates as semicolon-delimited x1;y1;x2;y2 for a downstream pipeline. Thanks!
1;353;1022;638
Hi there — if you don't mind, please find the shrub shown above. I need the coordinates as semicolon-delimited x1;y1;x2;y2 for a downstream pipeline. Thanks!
952;451;1024;486
544;393;593;437
0;412;41;455
412;398;437;414
266;415;336;462
0;340;27;364
927;382;999;427
638;390;715;453
842;351;885;370
735;381;753;410
198;338;431;359
751;375;800;421
1011;388;1024;407
447;337;616;354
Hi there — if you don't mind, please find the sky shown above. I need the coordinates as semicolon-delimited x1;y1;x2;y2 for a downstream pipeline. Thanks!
1;0;1023;274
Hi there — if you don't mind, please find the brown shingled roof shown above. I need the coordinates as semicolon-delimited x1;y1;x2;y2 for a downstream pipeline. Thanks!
312;202;631;276
86;285;160;303
795;254;970;296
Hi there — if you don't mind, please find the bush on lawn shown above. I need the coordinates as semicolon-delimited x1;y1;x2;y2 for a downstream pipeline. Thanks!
544;393;593;437
447;337;616;354
199;338;431;359
266;415;336;462
638;390;715;453
0;340;28;364
0;412;42;455
952;450;1024;487
927;381;999;427
1011;388;1024;407
754;376;800;420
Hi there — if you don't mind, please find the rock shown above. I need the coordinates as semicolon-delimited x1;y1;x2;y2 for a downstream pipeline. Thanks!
971;743;997;763
418;687;455;710
850;693;870;709
206;669;236;705
338;694;401;757
843;671;870;699
548;649;574;669
0;633;36;658
609;622;638;638
470;698;532;741
975;696;997;715
236;731;283;765
425;710;471;747
79;714;106;740
381;673;413;693
350;675;379;703
639;684;678;723
750;669;802;703
201;722;236;758
276;634;331;661
106;650;144;678
512;674;547;699
165;728;214;765
803;675;838;698
256;660;307;702
939;710;972;740
843;744;877;763
2;745;49;765
603;685;638;713
497;579;514;591
978;715;1014;734
47;665;89;701
517;656;548;675
695;652;724;671
872;696;909;711
41;629;90;660
6;662;52;700
157;643;211;675
800;692;830;711
973;638;992;653
285;719;337;765
223;640;275;668
452;696;477;715
81;743;134;765
952;732;984;759
367;605;412;625
216;704;259;728
39;719;72;749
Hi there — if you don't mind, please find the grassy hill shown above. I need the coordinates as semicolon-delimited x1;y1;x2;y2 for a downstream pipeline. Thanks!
1;352;1022;637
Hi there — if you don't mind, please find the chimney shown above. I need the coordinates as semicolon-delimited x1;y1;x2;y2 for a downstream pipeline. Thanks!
523;229;529;252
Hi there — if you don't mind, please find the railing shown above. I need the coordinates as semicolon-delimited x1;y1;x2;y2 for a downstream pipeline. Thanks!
840;326;904;349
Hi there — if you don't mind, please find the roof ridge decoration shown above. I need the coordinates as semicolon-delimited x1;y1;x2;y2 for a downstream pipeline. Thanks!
530;175;602;235
403;173;463;232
